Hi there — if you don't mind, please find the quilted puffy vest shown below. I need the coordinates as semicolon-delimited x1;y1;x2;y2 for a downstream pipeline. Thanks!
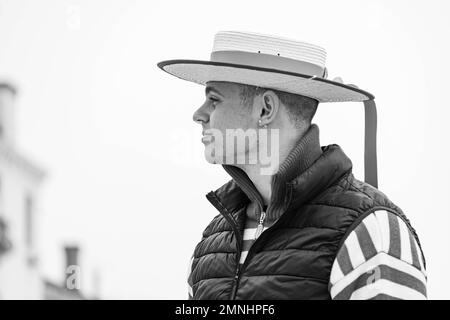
189;124;424;300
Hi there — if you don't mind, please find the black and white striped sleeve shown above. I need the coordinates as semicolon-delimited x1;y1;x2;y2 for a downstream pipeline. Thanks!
329;210;427;300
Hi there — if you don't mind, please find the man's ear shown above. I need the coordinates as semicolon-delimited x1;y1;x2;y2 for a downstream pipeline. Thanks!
260;90;279;124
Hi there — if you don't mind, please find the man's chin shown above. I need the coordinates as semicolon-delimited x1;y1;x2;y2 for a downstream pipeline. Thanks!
204;153;222;165
204;151;232;165
203;149;256;166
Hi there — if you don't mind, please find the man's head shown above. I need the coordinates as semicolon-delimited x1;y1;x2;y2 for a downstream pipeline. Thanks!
238;84;319;128
192;81;319;166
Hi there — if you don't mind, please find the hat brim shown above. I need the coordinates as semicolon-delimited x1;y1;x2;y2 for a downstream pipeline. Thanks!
157;59;374;103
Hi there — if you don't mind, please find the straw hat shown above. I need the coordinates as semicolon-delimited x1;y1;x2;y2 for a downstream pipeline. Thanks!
157;31;378;187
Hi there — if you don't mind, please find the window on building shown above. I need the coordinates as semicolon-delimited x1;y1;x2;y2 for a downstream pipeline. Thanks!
0;175;3;214
25;193;33;248
0;176;12;258
25;193;38;266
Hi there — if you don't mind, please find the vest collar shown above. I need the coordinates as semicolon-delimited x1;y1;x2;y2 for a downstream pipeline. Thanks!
207;124;353;221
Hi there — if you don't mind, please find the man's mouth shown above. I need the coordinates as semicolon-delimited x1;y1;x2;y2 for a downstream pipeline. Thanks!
201;134;213;144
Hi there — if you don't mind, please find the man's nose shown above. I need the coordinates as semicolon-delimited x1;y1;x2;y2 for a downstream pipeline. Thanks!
192;103;209;124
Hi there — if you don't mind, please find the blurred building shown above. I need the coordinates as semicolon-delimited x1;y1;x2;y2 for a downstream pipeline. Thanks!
0;82;98;299
0;82;46;299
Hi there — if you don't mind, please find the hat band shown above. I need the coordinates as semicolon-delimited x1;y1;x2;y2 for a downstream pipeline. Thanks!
210;50;325;78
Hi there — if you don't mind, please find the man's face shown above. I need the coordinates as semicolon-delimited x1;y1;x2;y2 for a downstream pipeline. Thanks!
192;81;258;164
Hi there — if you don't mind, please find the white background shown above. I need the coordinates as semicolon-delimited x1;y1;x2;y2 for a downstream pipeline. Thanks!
0;0;449;299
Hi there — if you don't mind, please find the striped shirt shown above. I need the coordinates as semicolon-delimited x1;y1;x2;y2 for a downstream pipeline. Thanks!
330;210;427;299
187;210;427;300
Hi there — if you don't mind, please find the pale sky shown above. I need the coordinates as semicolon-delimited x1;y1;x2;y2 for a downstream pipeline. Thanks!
0;0;449;299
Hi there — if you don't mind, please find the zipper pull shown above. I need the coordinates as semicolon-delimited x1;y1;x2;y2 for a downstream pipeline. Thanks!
234;265;240;279
254;211;266;240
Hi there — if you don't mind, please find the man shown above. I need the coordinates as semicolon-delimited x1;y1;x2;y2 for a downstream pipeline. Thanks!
157;31;427;300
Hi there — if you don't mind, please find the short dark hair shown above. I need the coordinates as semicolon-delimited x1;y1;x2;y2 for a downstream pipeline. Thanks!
238;83;319;126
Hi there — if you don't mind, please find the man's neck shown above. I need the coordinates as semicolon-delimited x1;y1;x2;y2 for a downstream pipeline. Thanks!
235;127;307;208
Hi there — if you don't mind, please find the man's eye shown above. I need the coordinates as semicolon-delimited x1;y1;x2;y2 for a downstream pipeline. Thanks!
209;97;219;103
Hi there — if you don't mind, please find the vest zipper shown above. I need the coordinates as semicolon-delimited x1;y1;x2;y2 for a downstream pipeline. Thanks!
206;184;293;300
206;192;243;300
254;211;266;240
220;211;242;300
235;184;294;292
231;205;266;299
230;264;241;300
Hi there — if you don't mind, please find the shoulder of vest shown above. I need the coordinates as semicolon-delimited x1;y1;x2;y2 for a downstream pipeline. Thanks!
201;213;229;238
324;174;424;266
310;172;403;216
301;173;412;248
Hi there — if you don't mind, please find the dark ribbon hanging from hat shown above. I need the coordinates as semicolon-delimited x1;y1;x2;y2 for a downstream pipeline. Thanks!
364;99;378;188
